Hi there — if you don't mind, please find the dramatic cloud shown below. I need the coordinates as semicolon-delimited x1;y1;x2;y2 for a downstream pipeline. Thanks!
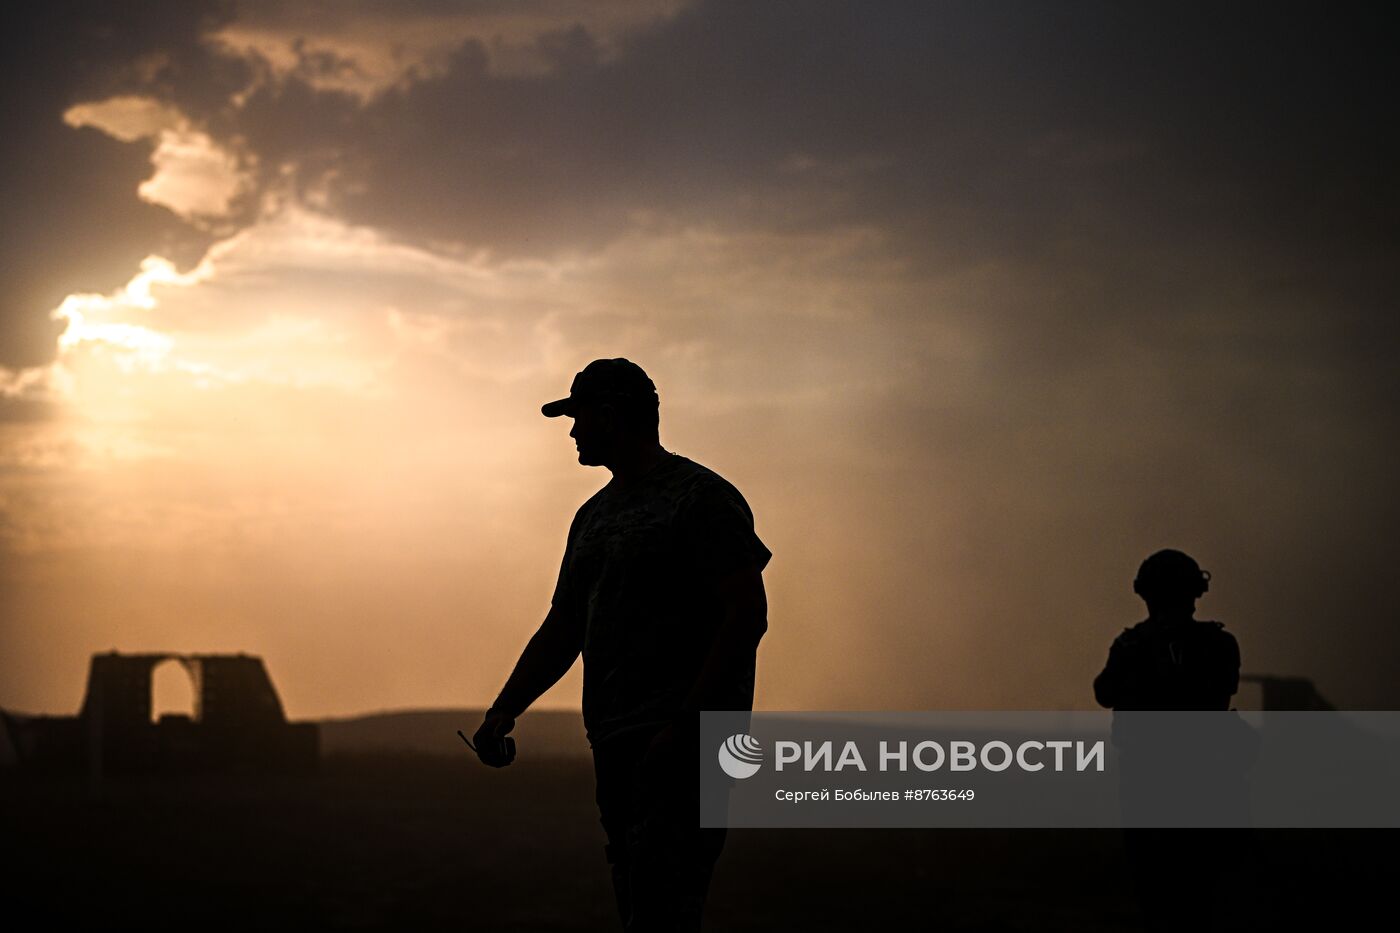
64;96;254;223
0;1;234;368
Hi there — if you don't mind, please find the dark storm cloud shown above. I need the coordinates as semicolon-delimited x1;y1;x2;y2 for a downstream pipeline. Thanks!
217;1;1399;435
0;1;241;369
8;1;1394;367
220;2;1396;267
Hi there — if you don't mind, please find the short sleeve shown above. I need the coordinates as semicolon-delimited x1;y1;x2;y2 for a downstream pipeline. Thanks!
550;545;573;608
684;479;772;580
550;506;586;609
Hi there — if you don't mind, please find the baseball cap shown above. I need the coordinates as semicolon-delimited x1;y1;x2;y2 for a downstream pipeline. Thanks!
541;358;659;418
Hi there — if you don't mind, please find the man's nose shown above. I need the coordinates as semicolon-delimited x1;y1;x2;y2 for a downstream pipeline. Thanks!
569;421;578;439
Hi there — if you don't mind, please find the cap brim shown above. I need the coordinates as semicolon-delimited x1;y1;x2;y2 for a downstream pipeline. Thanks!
541;397;576;418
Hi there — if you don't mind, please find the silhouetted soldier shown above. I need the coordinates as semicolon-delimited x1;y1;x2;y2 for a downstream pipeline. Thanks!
1094;549;1254;933
1094;549;1238;713
471;358;772;933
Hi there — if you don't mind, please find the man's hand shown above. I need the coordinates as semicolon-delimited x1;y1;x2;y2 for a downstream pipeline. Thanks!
471;708;517;767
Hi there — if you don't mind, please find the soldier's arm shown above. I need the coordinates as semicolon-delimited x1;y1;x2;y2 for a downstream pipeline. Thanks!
1219;630;1241;702
1093;633;1131;709
679;565;768;715
488;602;585;719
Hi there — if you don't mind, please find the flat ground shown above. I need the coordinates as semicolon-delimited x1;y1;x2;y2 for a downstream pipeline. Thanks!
1;753;1389;931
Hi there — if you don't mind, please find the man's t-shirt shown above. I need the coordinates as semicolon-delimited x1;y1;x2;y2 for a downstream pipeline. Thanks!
551;452;772;747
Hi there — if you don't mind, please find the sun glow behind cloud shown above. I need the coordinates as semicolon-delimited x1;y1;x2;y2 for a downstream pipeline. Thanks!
55;257;194;363
5;155;949;716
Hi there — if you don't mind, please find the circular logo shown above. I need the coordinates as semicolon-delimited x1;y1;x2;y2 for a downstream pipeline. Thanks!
717;733;764;779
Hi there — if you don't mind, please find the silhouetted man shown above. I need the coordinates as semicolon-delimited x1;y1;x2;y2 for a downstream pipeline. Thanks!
1094;549;1238;713
1094;549;1252;933
472;358;772;932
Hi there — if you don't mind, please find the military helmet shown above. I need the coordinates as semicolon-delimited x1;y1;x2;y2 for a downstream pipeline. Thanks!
1133;549;1210;601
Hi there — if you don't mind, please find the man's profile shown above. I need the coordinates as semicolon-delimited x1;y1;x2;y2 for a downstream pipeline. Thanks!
471;358;772;932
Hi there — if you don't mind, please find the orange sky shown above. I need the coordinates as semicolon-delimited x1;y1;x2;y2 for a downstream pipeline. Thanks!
2;2;1396;717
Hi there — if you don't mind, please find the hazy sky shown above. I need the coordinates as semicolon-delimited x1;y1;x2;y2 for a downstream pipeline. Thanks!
2;1;1396;719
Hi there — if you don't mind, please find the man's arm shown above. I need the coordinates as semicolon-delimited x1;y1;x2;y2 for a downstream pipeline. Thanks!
490;601;584;719
678;565;768;715
1216;630;1241;704
1093;634;1131;709
472;602;583;766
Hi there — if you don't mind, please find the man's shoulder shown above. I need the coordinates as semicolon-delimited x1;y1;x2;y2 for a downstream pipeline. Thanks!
1195;620;1238;646
1115;620;1152;641
667;453;719;481
666;454;749;503
569;483;614;526
1116;619;1237;659
1119;619;1230;636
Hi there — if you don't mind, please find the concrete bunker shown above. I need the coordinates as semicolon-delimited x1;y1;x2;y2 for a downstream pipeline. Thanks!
1;651;318;776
